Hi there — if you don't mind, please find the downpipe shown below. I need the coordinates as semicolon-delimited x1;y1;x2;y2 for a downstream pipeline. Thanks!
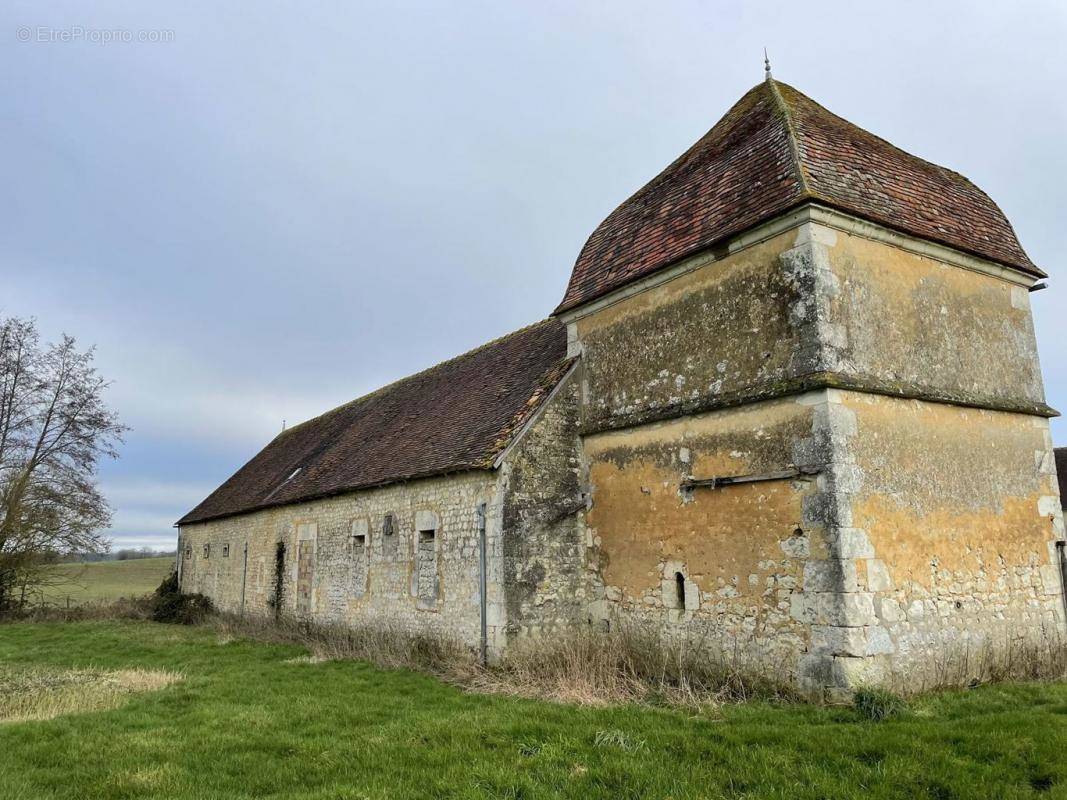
240;542;249;618
1056;541;1067;627
477;503;488;667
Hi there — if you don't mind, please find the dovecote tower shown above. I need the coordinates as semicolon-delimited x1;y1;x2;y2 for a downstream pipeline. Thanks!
557;78;1062;691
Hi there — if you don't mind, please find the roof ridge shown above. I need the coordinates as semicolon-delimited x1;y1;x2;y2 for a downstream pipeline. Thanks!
779;80;959;182
765;78;812;198
277;318;557;439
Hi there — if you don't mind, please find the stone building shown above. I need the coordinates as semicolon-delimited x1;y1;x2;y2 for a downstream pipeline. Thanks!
178;76;1063;691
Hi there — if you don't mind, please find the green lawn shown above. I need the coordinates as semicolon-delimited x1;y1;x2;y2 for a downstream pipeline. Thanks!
1;622;1067;799
39;557;173;605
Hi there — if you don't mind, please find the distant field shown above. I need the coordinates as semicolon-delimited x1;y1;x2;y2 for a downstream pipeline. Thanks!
39;557;173;605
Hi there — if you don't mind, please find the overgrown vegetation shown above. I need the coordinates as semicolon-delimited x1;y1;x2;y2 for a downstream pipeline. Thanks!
267;541;285;620
890;628;1067;695
213;614;793;707
2;621;1067;799
474;624;794;706
149;571;214;625
214;613;1067;708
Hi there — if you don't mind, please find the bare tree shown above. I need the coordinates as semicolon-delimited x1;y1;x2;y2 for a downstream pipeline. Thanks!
0;317;126;615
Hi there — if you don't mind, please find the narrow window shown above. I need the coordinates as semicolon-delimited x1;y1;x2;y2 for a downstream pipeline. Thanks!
417;529;437;602
382;513;398;557
222;543;230;558
675;572;686;609
185;546;192;560
351;520;369;597
203;543;211;559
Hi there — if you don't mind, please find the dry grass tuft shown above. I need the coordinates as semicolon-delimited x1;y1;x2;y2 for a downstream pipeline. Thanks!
891;627;1067;696
0;664;181;723
214;613;792;708
216;614;473;675
469;624;794;707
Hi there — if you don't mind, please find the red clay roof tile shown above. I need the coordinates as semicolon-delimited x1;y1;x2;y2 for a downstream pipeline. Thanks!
179;319;571;525
555;79;1042;314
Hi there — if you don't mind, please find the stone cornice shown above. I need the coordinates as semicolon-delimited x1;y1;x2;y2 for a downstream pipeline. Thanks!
556;203;1040;326
580;371;1059;438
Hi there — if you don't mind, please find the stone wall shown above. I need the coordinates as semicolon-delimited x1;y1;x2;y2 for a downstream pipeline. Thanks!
178;471;502;649
820;224;1048;414
573;229;810;434
582;393;821;673
837;392;1064;681
497;367;594;641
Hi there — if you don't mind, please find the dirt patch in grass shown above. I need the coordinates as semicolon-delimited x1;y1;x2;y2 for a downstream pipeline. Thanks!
0;664;181;723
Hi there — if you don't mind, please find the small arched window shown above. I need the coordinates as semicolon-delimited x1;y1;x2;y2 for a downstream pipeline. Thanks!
675;572;686;609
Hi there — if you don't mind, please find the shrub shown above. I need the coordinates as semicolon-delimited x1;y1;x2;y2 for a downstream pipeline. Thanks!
853;687;908;721
150;571;214;625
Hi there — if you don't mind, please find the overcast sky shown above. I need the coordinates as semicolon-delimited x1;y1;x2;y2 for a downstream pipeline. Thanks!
3;1;1065;549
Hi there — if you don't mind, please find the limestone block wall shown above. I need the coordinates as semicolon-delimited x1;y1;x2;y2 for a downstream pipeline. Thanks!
818;222;1049;414
832;391;1065;682
581;394;825;672
178;471;502;650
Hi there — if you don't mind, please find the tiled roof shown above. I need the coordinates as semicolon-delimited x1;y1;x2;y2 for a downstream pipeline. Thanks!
556;79;1042;314
1056;448;1067;511
179;319;571;525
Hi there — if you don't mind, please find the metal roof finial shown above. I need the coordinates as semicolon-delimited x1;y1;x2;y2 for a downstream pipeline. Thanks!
764;48;772;81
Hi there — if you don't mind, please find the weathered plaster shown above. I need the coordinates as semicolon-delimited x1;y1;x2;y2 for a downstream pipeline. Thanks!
582;396;819;668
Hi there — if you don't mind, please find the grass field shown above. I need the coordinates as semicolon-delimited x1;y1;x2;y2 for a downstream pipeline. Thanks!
38;557;173;605
1;622;1067;798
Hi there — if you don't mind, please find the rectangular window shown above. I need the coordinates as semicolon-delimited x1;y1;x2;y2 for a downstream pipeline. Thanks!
203;543;211;559
222;543;230;558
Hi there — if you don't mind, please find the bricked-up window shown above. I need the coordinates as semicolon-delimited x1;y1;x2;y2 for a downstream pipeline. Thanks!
382;513;398;557
203;543;211;559
416;529;437;602
222;544;230;558
351;530;368;596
